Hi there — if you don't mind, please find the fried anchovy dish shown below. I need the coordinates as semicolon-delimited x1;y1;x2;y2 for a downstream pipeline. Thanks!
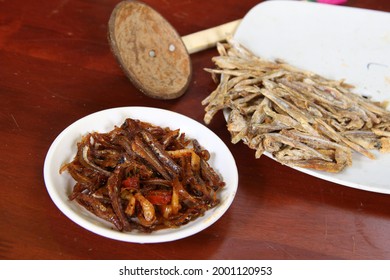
202;39;390;173
60;118;225;232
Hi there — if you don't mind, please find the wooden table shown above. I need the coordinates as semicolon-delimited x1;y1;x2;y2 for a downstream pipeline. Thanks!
1;0;390;260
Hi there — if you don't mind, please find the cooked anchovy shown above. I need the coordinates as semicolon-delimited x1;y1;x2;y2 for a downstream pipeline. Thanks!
202;39;390;173
200;158;225;189
115;136;137;158
140;130;181;178
132;135;172;180
61;117;225;232
75;192;123;231
107;168;131;231
161;128;180;148
80;144;112;177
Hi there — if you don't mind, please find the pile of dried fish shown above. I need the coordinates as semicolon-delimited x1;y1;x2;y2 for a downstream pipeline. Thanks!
61;118;225;232
202;39;390;173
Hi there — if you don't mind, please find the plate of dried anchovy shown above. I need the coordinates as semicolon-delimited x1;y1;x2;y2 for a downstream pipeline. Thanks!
202;1;390;193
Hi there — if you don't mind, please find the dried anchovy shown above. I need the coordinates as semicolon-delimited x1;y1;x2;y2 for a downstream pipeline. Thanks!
202;39;390;173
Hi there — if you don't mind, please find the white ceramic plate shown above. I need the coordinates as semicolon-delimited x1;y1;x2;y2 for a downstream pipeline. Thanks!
232;1;390;194
43;107;238;243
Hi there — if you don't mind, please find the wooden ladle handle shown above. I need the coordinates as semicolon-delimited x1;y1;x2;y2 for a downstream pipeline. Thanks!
182;19;241;54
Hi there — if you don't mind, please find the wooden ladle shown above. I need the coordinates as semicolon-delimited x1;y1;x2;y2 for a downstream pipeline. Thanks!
108;0;240;99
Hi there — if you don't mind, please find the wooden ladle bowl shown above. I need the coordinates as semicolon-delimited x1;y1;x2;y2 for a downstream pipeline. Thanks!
108;0;192;100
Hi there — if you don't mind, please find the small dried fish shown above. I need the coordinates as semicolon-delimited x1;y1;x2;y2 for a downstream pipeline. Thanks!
202;39;390;173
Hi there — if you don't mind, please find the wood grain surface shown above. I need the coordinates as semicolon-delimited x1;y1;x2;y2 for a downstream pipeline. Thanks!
1;0;390;260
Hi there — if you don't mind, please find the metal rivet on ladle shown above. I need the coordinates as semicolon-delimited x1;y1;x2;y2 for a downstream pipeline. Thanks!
169;44;175;52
